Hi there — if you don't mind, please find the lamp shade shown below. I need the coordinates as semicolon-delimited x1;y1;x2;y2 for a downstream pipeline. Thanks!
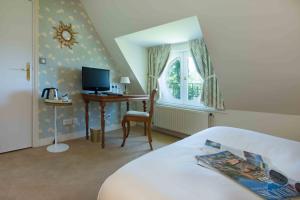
120;77;130;84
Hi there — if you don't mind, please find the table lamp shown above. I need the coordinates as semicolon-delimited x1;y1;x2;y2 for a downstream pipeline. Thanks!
120;77;130;94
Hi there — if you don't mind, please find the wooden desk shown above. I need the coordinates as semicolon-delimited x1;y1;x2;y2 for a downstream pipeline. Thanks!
81;93;149;148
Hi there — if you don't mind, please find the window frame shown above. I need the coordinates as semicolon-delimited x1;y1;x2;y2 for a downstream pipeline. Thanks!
158;46;204;109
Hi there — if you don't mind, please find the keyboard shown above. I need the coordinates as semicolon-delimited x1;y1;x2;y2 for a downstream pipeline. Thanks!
101;92;123;96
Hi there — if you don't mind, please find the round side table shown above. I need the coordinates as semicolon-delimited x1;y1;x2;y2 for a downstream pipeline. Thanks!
44;99;72;153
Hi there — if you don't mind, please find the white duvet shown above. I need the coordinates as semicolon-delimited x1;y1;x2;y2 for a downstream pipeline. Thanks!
98;127;300;200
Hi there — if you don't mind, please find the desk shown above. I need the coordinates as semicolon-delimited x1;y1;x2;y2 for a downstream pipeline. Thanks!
81;93;149;148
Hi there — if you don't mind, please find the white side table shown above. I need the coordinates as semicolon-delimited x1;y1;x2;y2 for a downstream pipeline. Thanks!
44;99;72;153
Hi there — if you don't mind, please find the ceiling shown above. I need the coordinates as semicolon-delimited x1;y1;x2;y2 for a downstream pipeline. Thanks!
81;0;300;115
117;16;202;47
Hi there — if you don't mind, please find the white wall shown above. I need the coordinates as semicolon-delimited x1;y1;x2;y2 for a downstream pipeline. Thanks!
214;110;300;141
116;38;148;92
151;106;300;142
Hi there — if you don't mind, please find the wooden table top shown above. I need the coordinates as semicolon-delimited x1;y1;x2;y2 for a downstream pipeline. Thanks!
44;99;73;106
81;93;149;102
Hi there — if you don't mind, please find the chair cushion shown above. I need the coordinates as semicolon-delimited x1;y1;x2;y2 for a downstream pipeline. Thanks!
126;111;149;117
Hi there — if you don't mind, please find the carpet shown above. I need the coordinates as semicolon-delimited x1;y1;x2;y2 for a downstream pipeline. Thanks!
0;126;179;200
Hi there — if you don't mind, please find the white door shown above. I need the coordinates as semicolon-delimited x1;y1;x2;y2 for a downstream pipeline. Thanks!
0;0;33;153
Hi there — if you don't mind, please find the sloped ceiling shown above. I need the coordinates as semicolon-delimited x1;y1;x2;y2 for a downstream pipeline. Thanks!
82;0;300;115
118;16;202;48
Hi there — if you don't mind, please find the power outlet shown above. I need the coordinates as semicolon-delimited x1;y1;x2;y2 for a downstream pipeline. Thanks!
104;114;111;122
63;119;73;126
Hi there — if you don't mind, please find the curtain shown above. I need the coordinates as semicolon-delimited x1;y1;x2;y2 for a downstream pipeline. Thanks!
190;39;224;110
147;44;171;95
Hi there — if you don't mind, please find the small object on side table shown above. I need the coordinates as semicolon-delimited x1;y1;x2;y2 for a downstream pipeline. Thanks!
44;99;72;153
61;93;69;102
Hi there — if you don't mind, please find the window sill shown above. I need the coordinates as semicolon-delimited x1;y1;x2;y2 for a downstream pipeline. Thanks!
156;101;218;113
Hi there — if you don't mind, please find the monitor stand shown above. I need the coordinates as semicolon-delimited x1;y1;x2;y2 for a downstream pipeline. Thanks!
89;90;101;95
89;91;109;96
89;90;98;95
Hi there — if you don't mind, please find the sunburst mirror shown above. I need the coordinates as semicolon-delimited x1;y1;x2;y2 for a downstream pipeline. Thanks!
53;21;78;49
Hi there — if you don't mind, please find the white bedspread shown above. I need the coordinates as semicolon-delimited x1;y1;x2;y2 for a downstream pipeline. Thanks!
98;126;300;200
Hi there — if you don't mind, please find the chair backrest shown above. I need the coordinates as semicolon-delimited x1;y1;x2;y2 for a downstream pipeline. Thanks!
149;89;158;118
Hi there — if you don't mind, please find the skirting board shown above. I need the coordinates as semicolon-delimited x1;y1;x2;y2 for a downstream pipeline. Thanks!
152;126;188;139
135;123;188;139
136;122;190;138
38;123;123;147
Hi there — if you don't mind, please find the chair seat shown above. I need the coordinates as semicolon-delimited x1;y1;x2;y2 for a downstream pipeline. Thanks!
125;110;149;117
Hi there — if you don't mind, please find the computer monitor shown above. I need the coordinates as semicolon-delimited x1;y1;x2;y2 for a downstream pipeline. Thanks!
82;66;110;94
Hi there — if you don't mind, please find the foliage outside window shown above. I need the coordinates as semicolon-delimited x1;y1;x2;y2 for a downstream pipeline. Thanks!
166;59;181;99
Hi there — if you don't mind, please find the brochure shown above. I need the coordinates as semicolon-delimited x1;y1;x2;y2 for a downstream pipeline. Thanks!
196;140;300;200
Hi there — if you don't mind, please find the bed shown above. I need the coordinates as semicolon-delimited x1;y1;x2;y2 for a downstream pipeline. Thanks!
98;126;300;200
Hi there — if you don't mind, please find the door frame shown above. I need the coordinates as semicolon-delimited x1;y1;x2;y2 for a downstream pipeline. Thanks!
32;0;40;147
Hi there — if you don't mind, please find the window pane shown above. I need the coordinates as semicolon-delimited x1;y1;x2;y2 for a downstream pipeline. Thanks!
188;56;203;102
167;59;181;99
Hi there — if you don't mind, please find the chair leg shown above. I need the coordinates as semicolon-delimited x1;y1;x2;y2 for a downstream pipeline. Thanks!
126;121;130;138
121;119;127;147
144;122;147;136
147;122;153;150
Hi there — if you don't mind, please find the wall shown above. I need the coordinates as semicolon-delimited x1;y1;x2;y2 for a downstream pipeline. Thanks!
37;0;300;143
151;104;300;141
116;38;148;92
38;0;124;140
214;110;300;141
82;0;300;115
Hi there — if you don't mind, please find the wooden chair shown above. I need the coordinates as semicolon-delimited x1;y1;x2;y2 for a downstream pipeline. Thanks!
121;89;158;150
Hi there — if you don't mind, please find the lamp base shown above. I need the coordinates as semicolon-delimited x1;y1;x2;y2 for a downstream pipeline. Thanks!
124;85;128;94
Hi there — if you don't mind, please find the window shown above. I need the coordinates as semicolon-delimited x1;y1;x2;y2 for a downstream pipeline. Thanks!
158;46;204;108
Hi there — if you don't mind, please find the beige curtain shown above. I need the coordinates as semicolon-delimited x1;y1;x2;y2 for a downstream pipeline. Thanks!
147;44;171;94
190;39;224;110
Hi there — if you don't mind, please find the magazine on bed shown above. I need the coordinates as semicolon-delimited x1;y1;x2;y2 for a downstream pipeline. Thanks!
195;140;300;200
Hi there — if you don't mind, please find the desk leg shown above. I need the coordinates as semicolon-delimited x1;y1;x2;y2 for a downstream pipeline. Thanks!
143;100;147;136
100;102;105;148
85;101;89;140
126;101;130;135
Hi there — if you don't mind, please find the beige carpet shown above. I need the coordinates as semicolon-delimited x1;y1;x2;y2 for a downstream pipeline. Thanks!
0;127;179;200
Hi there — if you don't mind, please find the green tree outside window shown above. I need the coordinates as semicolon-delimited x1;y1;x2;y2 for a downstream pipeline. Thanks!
167;59;181;99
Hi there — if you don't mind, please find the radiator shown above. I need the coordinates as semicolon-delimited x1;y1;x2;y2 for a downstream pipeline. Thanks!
153;105;212;135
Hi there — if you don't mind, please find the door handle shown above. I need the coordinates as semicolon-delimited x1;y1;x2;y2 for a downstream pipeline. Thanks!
10;68;27;71
9;63;31;81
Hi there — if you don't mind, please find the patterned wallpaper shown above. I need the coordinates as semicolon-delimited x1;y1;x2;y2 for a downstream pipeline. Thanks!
39;0;124;139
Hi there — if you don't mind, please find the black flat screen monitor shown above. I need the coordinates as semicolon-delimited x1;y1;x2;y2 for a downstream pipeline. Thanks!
82;67;110;93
